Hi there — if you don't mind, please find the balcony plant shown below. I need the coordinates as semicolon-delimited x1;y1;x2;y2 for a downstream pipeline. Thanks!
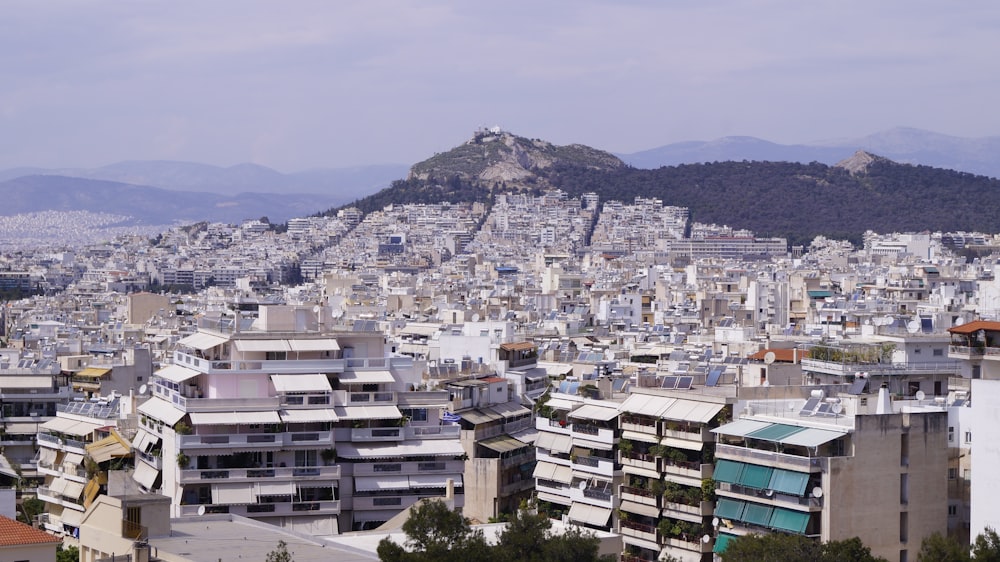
176;452;190;468
174;421;192;435
321;448;337;465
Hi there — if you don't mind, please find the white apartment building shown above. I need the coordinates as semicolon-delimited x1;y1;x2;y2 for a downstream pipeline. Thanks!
130;305;464;534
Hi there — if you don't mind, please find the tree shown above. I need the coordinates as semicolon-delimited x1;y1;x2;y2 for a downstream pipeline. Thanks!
377;499;492;562
265;540;293;562
722;534;887;562
973;527;1000;562
57;545;80;562
493;505;613;562
916;532;970;562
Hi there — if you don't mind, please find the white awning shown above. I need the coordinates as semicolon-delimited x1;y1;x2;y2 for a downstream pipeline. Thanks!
338;370;395;384
712;418;773;438
0;376;53;389
63;452;85;467
177;332;228;351
661;436;705;451
619;393;674;417
155;364;200;384
270;373;332;393
279;409;338;423
59;508;83;526
131;431;156;454
779;427;847;448
568;503;612;527
288;338;340;352
257;481;296;496
333;405;401;420
63;480;85;499
620;500;660;518
409;474;460;488
621;430;658;444
40;417;103;437
3;422;43;434
572;438;613;452
339;439;465;459
400;324;440;336
48;478;68;496
137;398;186;426
234;339;290;352
355;476;410;492
212;483;255;504
38;447;58;465
188;411;281;425
544;397;578;411
662;400;724;424
133;460;160;489
535;432;573;454
568;404;619;422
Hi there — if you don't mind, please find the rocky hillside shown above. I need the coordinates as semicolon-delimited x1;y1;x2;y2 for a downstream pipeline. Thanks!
408;129;623;186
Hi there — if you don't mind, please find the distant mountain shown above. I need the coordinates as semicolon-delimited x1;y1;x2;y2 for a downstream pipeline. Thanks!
0;160;408;197
0;175;346;224
619;127;1000;179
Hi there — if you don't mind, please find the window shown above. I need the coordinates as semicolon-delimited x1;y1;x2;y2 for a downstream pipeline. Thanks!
948;468;957;480
948;426;955;442
933;349;944;357
948;505;958;517
914;348;921;354
900;511;908;543
966;431;972;444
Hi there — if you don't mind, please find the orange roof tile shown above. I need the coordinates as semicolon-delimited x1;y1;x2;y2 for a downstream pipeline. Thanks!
948;320;1000;335
747;348;809;363
0;515;62;546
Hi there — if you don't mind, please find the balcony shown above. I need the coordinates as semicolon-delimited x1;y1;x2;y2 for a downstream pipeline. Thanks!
179;500;340;517
621;486;659;508
620;520;658;543
661;425;714;444
174;351;346;375
662;499;713;521
620;415;658;436
661;461;713;484
178;464;340;483
178;430;333;450
536;417;573;435
664;535;713;554
717;483;823;510
351;427;403;442
571;423;616;445
621;452;658;473
571;455;615;476
716;444;824;473
352;495;422;511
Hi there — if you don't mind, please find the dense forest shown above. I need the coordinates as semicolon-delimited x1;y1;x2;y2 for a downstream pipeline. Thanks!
325;154;1000;247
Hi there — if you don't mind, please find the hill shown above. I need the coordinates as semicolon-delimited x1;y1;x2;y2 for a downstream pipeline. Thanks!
620;127;1000;179
339;137;1000;246
0;175;345;224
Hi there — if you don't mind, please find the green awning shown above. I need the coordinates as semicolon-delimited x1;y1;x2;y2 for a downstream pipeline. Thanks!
768;469;810;496
739;464;774;490
713;533;737;554
743;503;774;526
713;459;745;484
770;508;810;534
747;423;806;442
715;498;746;520
807;290;833;298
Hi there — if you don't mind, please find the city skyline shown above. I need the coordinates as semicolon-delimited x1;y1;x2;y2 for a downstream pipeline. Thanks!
3;1;999;171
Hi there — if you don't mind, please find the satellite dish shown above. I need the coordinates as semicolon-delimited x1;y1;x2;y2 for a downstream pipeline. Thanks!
138;384;148;395
197;505;206;516
763;352;776;365
578;480;587;490
702;534;712;544
712;517;720;528
313;305;321;313
831;403;843;414
331;309;344;319
812;486;824;498
471;313;480;322
915;390;926;401
764;489;774;497
907;320;920;334
955;317;966;327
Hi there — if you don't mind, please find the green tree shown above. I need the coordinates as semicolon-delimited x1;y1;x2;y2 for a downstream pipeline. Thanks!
265;540;293;562
57;545;80;562
494;505;614;562
377;499;492;562
722;534;886;562
916;532;969;562
974;527;1000;561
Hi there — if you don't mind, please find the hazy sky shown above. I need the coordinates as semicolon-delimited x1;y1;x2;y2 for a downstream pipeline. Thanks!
2;1;998;171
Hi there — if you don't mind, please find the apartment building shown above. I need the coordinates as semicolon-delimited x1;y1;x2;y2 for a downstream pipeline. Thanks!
0;352;68;484
130;305;464;534
711;386;947;562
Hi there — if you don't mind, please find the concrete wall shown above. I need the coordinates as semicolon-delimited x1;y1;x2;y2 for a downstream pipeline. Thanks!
971;379;1000;542
0;544;57;562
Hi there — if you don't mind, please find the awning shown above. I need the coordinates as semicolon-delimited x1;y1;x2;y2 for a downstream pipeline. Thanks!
621;430;658;444
620;500;659;518
713;459;745;484
747;424;806;442
535;432;573;454
76;367;111;378
333;405;402;420
131;431;155;454
572;438;613;452
338;370;395;384
288;338;340;352
212;483;255;504
739;464;774;489
543;397;577;411
355;476;410;492
137;398;186;426
619;393;674;417
270;373;332;393
177;332;228;350
279;409;338;423
459;409;502;425
3;422;43;434
48;478;68;496
155;364;200;384
779;427;846;448
0;376;53;389
661;401;724;424
712;419;772;438
533;461;572;484
88;438;130;463
234;339;290;352
714;497;746;520
257;481;296;496
60;508;83;527
63;452;85;467
479;435;529;454
133;460;160;489
770;508;810;534
38;448;58;466
568;503;612;527
338;439;465;459
742;503;774;526
568;404;619;422
714;533;737;554
661;436;705;451
63;480;85;499
409;474;459;488
188;411;281;425
769;469;810;496
40;417;103;437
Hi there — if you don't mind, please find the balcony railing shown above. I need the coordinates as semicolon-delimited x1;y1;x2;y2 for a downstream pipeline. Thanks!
179;430;333;449
716;443;824;472
178;464;340;484
179;500;340;517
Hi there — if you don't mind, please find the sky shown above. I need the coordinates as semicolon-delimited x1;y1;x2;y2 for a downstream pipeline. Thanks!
2;1;999;172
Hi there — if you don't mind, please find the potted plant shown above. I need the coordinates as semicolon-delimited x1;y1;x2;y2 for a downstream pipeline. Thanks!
176;452;190;468
321;448;337;466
